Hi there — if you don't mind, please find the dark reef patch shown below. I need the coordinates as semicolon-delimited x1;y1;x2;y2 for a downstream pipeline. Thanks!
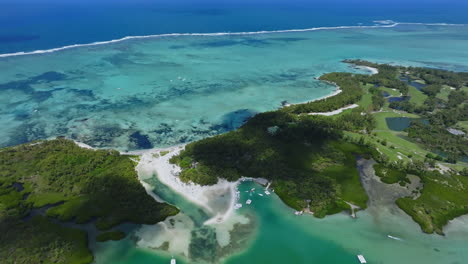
71;124;126;148
129;131;153;149
169;45;186;49
68;89;96;100
32;90;54;102
5;123;47;148
0;80;34;93
218;109;257;131
30;71;68;83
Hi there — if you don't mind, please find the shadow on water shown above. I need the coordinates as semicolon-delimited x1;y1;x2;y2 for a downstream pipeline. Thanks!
211;109;257;132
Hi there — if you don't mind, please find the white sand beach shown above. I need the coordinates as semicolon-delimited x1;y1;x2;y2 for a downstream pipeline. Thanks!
308;104;359;116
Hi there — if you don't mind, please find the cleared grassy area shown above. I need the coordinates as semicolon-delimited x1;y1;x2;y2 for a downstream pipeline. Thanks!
408;85;428;106
345;112;430;163
379;86;401;97
456;120;468;131
374;111;420;130
436;85;453;101
357;85;373;110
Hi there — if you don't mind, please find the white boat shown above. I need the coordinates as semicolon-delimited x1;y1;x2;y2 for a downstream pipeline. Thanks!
357;254;367;264
250;188;256;192
234;203;243;210
265;190;271;195
294;211;303;216
258;193;263;196
387;235;403;241
246;199;252;205
171;258;176;264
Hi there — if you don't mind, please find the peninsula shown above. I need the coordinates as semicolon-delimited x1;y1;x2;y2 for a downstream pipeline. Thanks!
171;60;468;234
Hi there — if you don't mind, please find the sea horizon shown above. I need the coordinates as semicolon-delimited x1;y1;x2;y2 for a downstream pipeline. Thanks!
2;0;468;54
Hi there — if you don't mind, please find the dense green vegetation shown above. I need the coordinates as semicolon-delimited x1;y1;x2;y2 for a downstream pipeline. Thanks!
0;138;178;263
171;107;377;216
396;171;468;235
373;164;408;185
0;215;93;264
96;230;126;242
172;59;467;234
407;121;468;159
282;72;364;114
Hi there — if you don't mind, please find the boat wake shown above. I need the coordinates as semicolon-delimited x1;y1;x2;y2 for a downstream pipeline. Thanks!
0;20;464;58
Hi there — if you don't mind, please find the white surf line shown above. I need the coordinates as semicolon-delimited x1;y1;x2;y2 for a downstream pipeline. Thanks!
353;65;379;75
1;21;465;59
284;87;342;107
0;22;401;58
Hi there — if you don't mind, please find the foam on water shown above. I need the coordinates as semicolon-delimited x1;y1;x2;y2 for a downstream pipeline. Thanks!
1;21;466;59
0;22;398;58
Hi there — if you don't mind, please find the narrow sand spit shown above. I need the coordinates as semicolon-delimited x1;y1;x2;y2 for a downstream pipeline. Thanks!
136;145;251;225
354;65;379;75
73;140;94;149
284;88;342;107
135;145;255;252
308;103;359;116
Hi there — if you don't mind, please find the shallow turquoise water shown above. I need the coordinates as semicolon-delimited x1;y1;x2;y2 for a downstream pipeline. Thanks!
1;24;468;150
94;180;468;264
3;23;468;263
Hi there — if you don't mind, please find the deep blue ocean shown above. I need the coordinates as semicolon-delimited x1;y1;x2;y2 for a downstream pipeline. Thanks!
2;0;468;54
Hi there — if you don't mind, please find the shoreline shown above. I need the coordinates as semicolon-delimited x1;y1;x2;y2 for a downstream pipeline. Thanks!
136;145;241;224
308;103;359;116
284;85;342;107
354;65;379;75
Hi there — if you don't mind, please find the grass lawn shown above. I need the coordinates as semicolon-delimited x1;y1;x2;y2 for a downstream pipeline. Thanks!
455;121;468;131
379;86;401;97
408;85;428;106
344;112;429;162
436;85;453;101
357;83;374;110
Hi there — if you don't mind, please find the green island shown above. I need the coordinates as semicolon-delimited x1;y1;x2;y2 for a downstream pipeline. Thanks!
0;138;179;263
171;60;468;234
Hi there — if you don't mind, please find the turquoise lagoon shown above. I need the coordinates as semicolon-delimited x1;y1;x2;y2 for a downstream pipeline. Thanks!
94;178;468;264
2;24;468;150
2;23;468;263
